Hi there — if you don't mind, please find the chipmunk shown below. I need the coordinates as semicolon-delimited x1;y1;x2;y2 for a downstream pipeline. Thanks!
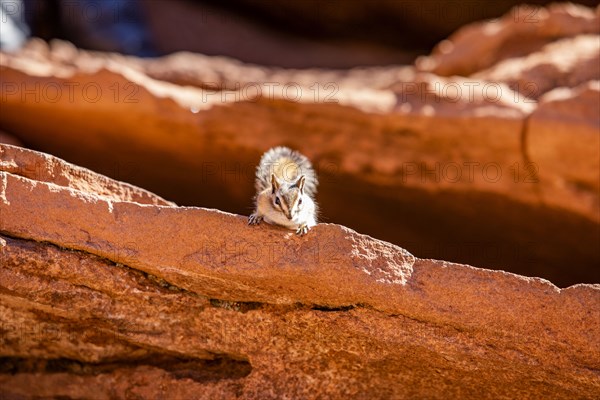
248;146;318;235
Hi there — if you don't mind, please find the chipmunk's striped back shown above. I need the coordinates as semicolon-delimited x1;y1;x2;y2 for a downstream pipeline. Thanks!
255;146;318;196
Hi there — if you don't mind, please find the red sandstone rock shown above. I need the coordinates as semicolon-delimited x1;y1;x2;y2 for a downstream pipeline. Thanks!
1;3;599;397
417;3;600;76
473;34;600;99
0;144;173;205
528;81;600;219
0;4;598;286
1;144;599;399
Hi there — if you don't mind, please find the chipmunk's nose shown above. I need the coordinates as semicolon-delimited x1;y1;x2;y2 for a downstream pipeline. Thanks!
286;213;292;220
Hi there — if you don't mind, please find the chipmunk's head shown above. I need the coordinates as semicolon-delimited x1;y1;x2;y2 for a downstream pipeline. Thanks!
271;174;306;220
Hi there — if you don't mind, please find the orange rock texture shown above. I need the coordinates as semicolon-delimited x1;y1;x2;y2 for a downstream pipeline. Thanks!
0;3;599;397
1;143;599;398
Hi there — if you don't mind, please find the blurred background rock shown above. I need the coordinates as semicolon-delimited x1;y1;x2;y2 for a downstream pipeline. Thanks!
3;0;598;67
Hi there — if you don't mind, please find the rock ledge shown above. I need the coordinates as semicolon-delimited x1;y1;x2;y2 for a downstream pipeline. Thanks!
1;144;598;399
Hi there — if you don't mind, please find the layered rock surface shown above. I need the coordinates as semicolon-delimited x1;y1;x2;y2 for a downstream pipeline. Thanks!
0;4;598;287
1;144;599;398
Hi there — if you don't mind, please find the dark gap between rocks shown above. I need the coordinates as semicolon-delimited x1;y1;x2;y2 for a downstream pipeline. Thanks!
320;173;600;288
311;305;356;312
0;354;252;383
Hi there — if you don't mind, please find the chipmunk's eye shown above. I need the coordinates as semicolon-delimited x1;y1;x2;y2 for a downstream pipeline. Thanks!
275;197;281;206
298;198;302;205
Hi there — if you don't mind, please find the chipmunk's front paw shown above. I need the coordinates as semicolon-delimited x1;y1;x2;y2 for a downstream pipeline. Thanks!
248;214;263;225
296;225;310;236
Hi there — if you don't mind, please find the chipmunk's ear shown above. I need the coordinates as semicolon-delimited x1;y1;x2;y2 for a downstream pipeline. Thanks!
295;175;306;194
271;174;280;193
